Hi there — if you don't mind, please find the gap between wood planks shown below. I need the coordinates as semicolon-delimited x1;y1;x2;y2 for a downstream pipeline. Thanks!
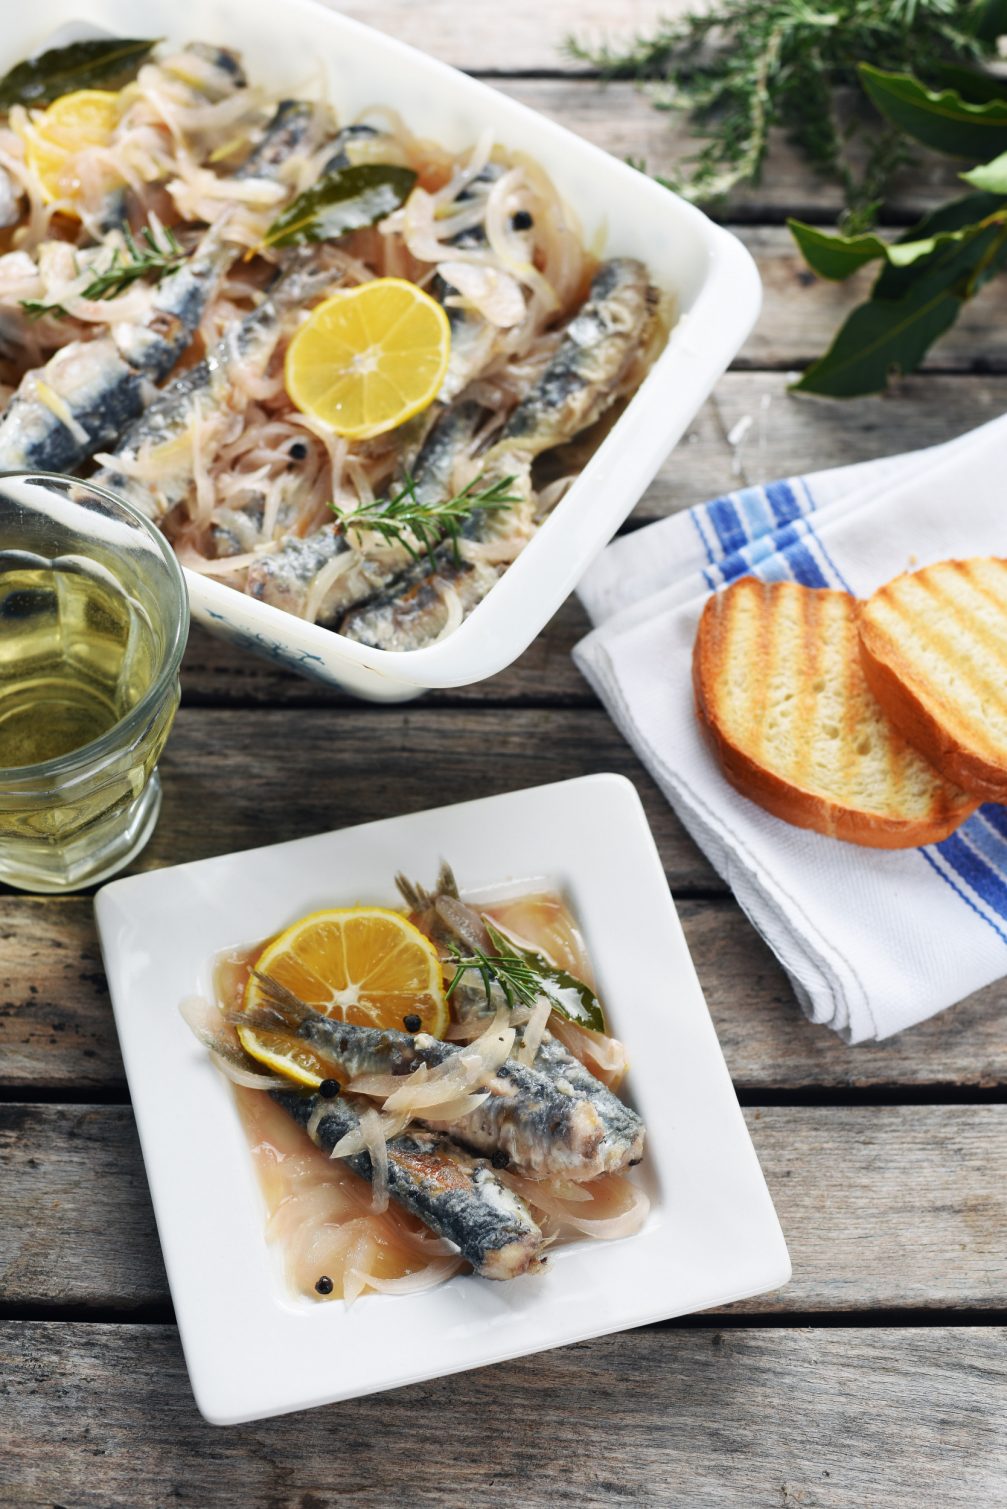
0;1302;1005;1327
1;1084;1003;1107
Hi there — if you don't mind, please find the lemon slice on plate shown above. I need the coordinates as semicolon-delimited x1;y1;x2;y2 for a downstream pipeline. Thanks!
284;277;451;440
239;905;448;1087
20;90;122;206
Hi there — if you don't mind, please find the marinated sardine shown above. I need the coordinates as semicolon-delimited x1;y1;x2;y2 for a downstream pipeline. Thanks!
274;1087;546;1279
243;972;631;1180
338;257;658;650
0;100;318;474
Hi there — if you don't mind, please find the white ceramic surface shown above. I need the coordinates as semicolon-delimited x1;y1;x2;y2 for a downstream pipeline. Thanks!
95;774;790;1425
12;2;761;699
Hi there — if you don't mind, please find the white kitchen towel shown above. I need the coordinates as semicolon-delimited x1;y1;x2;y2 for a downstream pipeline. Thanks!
574;413;1007;1042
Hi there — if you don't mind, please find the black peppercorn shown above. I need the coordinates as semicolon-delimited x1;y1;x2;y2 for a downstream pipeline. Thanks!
511;210;533;231
491;1150;509;1169
289;440;308;460
315;1275;334;1295
319;1079;340;1099
403;1013;421;1033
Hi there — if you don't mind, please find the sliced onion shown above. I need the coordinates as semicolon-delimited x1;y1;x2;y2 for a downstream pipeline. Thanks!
343;1229;379;1305
515;995;552;1067
437;260;525;328
354;1256;463;1294
179;994;287;1089
329;1108;410;1161
505;1173;650;1239
550;1017;629;1091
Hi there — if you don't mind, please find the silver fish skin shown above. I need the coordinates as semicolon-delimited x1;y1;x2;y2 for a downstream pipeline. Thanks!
338;257;658;650
92;247;345;521
273;1088;545;1279
398;866;646;1172
245;400;484;621
433;163;508;402
243;973;619;1180
0;102;317;475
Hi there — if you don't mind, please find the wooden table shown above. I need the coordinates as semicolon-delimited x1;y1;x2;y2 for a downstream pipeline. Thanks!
3;5;1006;1503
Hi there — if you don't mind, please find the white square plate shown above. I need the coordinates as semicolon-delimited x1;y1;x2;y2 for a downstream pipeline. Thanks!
95;774;789;1424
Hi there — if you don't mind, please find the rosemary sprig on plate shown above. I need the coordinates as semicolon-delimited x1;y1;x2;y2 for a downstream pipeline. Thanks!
446;918;606;1032
21;221;186;319
329;471;521;563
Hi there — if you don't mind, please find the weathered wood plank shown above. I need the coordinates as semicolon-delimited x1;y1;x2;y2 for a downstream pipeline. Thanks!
320;0;672;75
137;706;720;892
3;1104;1003;1311
3;897;1005;1093
2;1323;1004;1505
498;80;969;224
734;225;1007;374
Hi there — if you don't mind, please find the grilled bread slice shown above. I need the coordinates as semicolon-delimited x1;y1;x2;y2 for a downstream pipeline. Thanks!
693;577;978;848
858;557;1007;801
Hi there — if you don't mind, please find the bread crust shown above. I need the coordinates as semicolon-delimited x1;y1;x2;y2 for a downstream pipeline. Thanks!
857;570;1007;802
693;584;978;850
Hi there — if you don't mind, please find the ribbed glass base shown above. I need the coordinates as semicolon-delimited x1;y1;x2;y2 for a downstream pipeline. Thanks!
0;769;163;893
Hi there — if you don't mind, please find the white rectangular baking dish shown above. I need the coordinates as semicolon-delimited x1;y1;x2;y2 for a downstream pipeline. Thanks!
14;1;761;700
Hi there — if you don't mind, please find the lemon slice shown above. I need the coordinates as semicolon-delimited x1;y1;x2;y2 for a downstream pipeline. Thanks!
20;90;122;206
239;906;448;1087
284;278;451;440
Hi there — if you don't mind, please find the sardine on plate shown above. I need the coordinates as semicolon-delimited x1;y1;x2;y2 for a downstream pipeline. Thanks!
337;257;659;650
243;970;639;1180
274;1088;546;1280
0;101;318;474
399;865;646;1170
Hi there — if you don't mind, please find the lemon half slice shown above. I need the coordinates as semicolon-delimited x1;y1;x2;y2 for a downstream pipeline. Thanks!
239;906;448;1087
284;278;451;440
20;90;122;206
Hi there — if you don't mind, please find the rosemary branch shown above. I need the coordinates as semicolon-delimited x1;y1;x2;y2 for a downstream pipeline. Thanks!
21;221;186;319
445;939;545;1011
565;0;995;230
329;471;521;563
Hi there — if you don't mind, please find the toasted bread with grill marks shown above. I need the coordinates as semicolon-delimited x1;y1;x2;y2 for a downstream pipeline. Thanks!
858;557;1007;801
693;577;978;848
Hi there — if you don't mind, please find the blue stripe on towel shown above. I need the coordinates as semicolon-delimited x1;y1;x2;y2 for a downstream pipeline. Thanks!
919;847;1007;947
932;824;1007;925
764;479;804;527
735;486;776;539
706;495;749;554
975;804;1007;843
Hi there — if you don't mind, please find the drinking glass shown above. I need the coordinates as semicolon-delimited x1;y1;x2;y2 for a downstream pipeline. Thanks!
0;473;189;892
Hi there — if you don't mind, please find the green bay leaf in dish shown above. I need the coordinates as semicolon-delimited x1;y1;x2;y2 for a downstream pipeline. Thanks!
0;37;158;107
260;163;418;249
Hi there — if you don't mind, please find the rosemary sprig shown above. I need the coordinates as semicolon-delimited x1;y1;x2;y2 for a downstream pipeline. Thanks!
20;222;185;319
565;0;997;231
445;918;606;1031
329;471;521;563
445;939;544;1012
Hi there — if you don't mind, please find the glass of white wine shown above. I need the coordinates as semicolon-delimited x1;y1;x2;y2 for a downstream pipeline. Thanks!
0;474;189;892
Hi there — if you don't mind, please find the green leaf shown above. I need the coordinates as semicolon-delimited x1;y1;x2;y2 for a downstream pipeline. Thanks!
858;64;1007;159
893;191;1007;240
962;148;1007;191
932;62;1007;106
260;164;416;250
0;38;157;108
482;919;606;1033
788;219;971;282
792;226;1003;398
